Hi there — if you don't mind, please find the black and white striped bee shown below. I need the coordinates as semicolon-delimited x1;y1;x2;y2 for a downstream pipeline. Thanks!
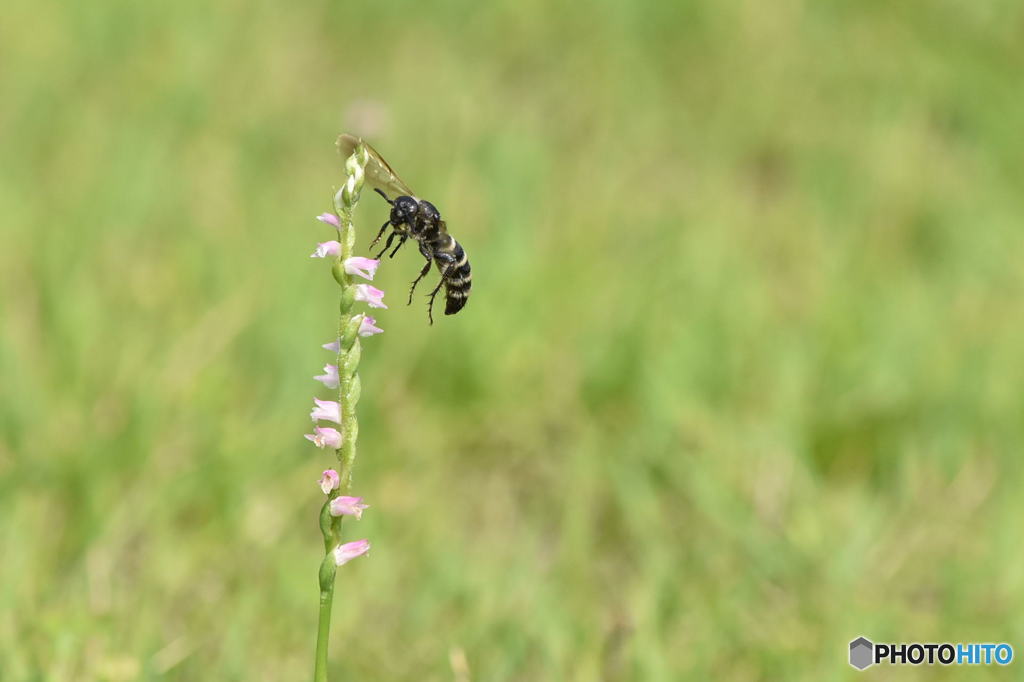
337;134;471;324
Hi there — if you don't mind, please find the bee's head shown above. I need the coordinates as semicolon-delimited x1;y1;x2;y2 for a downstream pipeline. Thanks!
392;196;419;224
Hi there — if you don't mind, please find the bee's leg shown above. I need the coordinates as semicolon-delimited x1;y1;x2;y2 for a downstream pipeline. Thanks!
408;260;433;305
374;188;394;205
425;255;455;325
388;234;408;259
369;219;391;249
425;274;447;326
374;231;399;260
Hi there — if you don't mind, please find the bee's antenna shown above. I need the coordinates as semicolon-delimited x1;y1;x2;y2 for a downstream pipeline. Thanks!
374;188;394;205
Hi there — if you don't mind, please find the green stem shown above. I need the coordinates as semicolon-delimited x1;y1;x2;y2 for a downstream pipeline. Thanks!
314;553;337;682
312;141;369;682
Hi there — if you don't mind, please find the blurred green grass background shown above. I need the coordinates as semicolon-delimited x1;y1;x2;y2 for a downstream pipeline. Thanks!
2;0;1024;679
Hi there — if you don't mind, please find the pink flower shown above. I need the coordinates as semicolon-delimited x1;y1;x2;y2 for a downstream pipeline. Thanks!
314;364;339;389
310;398;342;424
305;427;342;449
310;241;341;258
333;539;370;566
354;284;387;309
319;470;340;494
329;496;369;519
316;213;341;228
359;316;384;337
322;340;341;352
344;257;380;280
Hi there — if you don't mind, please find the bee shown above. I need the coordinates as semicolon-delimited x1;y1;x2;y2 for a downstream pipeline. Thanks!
337;134;471;324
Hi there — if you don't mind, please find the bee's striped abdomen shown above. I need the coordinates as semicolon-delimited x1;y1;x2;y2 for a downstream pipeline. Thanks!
442;239;472;315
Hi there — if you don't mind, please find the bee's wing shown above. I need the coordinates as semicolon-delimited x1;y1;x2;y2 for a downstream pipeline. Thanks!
337;134;415;198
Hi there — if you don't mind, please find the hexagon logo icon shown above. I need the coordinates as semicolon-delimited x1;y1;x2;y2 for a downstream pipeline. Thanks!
849;637;874;670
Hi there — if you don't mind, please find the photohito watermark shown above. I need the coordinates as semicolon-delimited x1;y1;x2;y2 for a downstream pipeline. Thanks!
849;637;1013;670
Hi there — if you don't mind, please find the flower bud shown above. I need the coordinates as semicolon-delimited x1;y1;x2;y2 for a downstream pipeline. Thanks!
332;539;370;566
344;257;380;281
353;284;387;309
319;470;340;494
310;398;342;424
304;427;342;449
329;496;369;519
314;364;339;389
311;241;341;258
316;213;341;228
359;316;383;337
